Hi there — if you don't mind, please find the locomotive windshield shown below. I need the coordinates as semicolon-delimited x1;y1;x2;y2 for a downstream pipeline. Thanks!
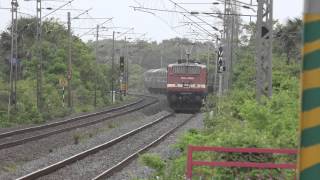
172;65;201;75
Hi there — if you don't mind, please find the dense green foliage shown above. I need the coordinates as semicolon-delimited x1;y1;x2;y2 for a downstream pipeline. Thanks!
90;37;214;71
0;18;131;127
140;18;302;179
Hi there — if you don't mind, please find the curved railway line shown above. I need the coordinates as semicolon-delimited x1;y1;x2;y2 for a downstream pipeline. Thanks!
0;95;159;150
16;113;196;180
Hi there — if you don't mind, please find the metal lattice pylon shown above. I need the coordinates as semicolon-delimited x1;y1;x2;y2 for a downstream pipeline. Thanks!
255;0;273;101
221;0;239;94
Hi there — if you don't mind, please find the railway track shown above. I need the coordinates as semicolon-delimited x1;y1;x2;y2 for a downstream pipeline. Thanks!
16;113;196;180
0;95;159;150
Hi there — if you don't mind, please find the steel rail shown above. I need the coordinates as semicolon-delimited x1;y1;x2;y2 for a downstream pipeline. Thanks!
16;113;174;180
0;99;144;139
0;96;159;150
92;114;196;180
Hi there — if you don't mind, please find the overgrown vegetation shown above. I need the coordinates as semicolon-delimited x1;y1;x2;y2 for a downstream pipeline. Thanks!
140;18;301;179
0;18;133;127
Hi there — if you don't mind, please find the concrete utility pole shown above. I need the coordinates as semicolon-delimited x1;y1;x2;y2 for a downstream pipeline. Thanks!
111;31;115;103
13;1;18;110
94;25;99;107
207;44;210;77
299;1;320;178
255;0;273;101
36;0;42;111
124;36;129;95
125;37;129;95
67;12;72;108
8;0;18;119
229;16;235;89
160;50;163;68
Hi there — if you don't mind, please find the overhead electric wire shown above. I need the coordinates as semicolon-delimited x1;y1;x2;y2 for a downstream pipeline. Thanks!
79;18;113;37
131;6;187;14
116;28;134;39
131;6;217;37
72;8;92;19
131;6;190;36
43;0;75;19
168;0;220;31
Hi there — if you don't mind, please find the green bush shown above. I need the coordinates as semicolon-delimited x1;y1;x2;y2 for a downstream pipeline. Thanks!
139;153;166;177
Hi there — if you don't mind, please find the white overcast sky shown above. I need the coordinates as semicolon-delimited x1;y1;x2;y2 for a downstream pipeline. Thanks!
0;0;303;42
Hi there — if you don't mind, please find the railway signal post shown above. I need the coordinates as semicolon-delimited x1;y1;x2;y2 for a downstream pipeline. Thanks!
119;56;126;96
299;1;320;179
217;47;225;96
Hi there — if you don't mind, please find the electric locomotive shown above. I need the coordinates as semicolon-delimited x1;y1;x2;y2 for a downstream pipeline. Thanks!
166;61;208;112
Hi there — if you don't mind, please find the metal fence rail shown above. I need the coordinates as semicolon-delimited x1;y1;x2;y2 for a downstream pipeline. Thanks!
186;145;297;179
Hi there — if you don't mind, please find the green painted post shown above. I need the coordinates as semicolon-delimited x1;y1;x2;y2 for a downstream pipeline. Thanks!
299;1;320;179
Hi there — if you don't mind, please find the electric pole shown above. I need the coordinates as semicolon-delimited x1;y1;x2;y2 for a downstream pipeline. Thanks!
160;48;163;68
213;36;219;94
207;44;210;78
255;0;273;101
94;24;99;107
229;15;235;89
36;0;42;111
8;0;18;119
124;36;128;96
125;37;129;95
67;12;72;108
111;31;115;104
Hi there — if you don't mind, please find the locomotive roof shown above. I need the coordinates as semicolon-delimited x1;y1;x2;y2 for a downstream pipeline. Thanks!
168;63;206;68
145;68;167;73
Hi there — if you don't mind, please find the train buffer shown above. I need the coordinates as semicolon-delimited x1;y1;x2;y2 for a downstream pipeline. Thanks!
186;145;297;179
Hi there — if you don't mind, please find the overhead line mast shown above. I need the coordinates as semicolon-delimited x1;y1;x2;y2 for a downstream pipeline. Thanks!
255;0;273;101
94;24;99;107
8;0;19;120
36;0;42;111
67;12;72;108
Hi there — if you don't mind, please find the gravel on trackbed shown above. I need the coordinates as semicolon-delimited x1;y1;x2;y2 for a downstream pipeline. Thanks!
0;98;168;180
0;100;145;145
110;113;204;180
39;113;193;180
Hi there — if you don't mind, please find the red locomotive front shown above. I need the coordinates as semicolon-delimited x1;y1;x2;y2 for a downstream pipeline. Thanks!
167;62;207;112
